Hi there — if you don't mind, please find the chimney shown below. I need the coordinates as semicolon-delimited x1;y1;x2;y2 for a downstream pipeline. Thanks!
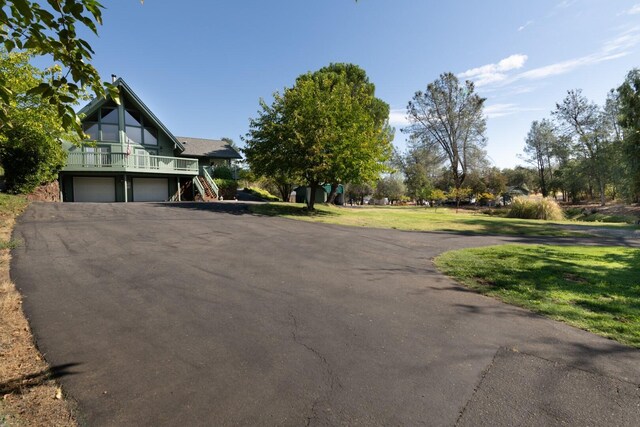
111;74;117;83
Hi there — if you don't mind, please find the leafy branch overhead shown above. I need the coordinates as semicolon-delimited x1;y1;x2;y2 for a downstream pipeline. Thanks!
0;0;120;135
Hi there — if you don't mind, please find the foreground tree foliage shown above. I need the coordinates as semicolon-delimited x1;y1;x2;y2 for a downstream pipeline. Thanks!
244;63;393;210
0;51;81;193
0;0;120;136
404;72;487;208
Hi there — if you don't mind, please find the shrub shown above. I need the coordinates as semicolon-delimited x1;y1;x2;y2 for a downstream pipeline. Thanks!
214;178;238;199
212;165;234;180
0;124;67;194
477;192;496;206
507;197;564;221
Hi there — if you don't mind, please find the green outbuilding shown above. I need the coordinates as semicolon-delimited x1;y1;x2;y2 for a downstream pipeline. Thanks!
294;184;344;205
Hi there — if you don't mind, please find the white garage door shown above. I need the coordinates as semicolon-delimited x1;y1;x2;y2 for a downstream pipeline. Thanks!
133;178;168;202
73;177;116;202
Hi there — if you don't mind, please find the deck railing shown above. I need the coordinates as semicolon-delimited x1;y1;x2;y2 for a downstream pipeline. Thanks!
64;152;199;175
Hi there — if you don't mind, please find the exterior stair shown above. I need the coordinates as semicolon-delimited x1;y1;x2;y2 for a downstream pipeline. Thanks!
197;176;217;200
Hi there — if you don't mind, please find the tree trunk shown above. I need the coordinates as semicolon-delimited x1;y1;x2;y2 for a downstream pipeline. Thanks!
539;167;547;198
278;184;291;202
599;178;606;206
326;183;339;204
307;182;319;210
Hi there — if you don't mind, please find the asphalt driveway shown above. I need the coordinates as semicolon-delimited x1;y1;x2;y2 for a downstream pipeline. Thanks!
10;202;640;426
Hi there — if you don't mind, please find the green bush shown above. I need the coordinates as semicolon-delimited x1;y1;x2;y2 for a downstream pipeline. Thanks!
0;124;66;194
244;187;280;201
214;178;238;199
212;165;234;180
507;197;564;221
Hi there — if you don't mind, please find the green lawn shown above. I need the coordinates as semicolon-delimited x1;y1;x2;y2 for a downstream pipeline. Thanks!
435;245;640;347
249;203;638;237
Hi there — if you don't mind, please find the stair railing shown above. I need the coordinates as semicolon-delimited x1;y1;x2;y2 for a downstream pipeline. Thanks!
202;167;219;198
193;176;206;200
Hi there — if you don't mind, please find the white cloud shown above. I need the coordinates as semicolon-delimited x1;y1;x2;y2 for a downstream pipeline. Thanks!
627;3;640;14
460;26;640;89
602;27;640;53
518;20;534;32
556;0;578;9
518;52;628;80
517;26;640;81
459;54;528;87
388;109;409;126
484;103;543;119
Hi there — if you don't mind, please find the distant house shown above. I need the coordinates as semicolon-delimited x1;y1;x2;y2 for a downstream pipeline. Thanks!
59;78;241;202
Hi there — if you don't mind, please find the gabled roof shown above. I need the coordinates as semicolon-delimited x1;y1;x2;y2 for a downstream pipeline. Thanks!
175;136;242;159
78;78;186;152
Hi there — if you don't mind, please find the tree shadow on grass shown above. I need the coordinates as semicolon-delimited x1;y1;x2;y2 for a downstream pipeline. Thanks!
151;201;335;218
439;246;640;347
0;363;80;396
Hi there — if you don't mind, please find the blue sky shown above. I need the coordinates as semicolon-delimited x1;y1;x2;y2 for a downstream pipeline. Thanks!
77;0;640;167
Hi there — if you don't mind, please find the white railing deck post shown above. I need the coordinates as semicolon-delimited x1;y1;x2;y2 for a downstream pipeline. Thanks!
64;152;199;175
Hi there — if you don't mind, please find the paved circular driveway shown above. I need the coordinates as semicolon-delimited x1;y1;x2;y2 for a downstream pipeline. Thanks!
11;203;640;426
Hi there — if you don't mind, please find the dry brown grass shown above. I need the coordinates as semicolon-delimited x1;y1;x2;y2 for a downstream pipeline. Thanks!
0;196;77;426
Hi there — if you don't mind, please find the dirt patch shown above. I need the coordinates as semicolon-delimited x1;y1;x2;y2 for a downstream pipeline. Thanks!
26;181;60;203
0;205;76;426
563;273;589;284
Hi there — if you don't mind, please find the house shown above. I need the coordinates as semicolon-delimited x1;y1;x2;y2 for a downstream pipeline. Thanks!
59;78;241;202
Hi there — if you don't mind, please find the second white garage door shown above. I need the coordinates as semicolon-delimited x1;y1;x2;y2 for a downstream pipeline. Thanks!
133;178;168;202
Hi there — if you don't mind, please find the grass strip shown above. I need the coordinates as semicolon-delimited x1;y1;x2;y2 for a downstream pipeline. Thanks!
435;244;640;347
250;203;639;237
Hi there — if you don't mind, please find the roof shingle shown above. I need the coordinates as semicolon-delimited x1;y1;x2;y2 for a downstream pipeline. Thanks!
176;136;242;159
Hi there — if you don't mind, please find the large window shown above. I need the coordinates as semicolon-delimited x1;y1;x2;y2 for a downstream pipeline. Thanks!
81;103;158;146
125;108;158;146
82;106;119;142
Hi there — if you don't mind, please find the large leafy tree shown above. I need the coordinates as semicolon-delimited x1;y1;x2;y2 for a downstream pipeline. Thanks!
404;72;487;208
618;68;640;203
0;0;119;136
301;63;393;203
0;50;82;193
244;64;393;210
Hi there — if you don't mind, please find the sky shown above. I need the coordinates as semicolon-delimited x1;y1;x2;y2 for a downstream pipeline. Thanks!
67;0;640;168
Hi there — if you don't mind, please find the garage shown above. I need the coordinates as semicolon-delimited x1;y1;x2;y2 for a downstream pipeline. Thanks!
132;178;168;202
73;177;116;202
